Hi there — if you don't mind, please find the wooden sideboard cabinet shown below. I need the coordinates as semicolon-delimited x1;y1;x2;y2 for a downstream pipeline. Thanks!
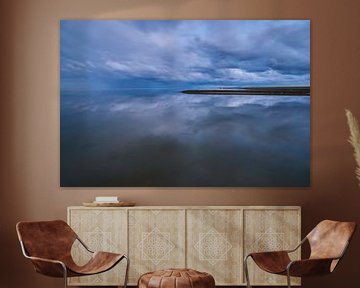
67;206;301;286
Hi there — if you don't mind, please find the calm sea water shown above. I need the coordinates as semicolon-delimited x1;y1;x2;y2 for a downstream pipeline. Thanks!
60;89;310;187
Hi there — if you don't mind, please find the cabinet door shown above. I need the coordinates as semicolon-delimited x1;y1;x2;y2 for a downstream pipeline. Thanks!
244;209;301;286
68;208;127;286
128;209;186;284
187;209;243;285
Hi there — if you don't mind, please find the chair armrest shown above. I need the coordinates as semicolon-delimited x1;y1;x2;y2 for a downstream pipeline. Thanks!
25;255;67;278
246;251;292;274
19;240;67;277
286;237;307;253
26;255;65;265
248;250;289;256
245;237;306;259
287;258;336;277
76;236;94;253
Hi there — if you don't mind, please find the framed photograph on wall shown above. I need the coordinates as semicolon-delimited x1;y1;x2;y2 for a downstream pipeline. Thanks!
60;20;310;187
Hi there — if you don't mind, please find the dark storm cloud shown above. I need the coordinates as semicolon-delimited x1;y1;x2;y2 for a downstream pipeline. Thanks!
60;20;310;89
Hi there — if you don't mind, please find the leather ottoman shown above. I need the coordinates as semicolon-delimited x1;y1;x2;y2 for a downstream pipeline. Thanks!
138;268;215;288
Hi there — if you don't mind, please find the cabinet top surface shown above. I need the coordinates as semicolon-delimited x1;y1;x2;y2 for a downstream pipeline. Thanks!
68;205;301;210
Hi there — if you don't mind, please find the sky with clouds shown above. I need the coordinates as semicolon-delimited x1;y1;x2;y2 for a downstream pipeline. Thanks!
60;20;310;90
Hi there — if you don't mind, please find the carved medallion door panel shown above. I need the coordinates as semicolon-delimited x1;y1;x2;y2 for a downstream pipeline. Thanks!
187;209;243;285
243;209;301;286
128;209;186;284
68;208;127;286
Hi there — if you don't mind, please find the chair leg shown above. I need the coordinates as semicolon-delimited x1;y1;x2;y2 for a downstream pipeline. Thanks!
244;255;252;288
286;269;291;288
62;264;68;288
123;255;130;288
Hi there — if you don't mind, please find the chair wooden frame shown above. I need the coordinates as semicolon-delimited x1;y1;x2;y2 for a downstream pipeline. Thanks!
16;220;129;288
243;220;356;288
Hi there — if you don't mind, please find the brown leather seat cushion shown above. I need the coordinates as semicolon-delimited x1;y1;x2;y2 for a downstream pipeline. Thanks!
138;268;215;288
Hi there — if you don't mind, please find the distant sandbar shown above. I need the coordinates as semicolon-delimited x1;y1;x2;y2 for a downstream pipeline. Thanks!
182;86;310;96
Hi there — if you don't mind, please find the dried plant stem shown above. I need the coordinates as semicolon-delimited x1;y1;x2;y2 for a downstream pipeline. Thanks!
346;109;360;186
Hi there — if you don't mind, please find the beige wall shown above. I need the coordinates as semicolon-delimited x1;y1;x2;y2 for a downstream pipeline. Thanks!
1;0;360;287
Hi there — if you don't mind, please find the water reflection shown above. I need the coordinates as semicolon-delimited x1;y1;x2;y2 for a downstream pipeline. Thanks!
60;90;310;187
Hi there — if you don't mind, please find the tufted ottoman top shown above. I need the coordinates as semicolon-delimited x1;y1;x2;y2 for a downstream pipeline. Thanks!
138;268;215;288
